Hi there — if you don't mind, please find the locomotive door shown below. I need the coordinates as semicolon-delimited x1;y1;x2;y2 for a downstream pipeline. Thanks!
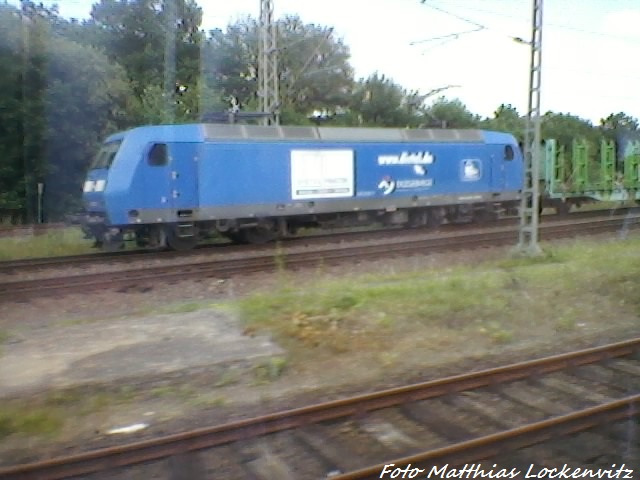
489;145;507;192
499;143;521;192
168;143;199;211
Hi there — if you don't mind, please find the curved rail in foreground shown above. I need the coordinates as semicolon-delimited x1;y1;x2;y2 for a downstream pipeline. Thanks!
334;394;640;480
0;338;638;480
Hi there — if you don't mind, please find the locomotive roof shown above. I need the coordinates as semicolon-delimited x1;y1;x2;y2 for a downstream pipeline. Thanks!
106;124;515;145
201;124;485;143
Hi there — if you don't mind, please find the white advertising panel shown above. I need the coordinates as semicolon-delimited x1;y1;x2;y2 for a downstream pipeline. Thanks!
290;149;354;200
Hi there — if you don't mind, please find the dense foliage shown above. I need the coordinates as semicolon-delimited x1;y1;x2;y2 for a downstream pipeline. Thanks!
0;0;637;222
1;2;131;220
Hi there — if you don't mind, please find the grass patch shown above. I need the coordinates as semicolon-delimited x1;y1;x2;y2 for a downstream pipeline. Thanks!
0;227;94;260
54;301;227;329
156;302;208;315
0;329;10;357
150;384;197;399
214;370;241;387
0;407;64;438
253;357;288;383
0;391;93;438
55;316;110;328
0;384;148;440
238;268;515;353
499;248;566;269
235;236;640;362
189;394;227;408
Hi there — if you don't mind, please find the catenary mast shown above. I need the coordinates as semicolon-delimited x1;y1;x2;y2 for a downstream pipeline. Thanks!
259;0;280;125
517;0;544;255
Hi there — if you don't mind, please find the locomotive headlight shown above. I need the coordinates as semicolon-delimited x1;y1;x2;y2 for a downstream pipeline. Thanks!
83;180;95;193
95;179;107;192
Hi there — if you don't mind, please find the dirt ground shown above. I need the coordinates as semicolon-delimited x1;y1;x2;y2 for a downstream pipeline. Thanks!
1;232;639;466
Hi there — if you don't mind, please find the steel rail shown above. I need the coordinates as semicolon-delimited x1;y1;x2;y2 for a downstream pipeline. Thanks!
0;215;637;302
0;338;637;480
333;394;640;480
0;208;630;272
0;220;512;273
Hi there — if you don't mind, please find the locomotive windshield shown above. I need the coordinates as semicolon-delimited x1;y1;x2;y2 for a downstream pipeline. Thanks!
91;140;122;169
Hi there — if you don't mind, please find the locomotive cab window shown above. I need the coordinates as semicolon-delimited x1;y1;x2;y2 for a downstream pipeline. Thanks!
91;141;122;169
504;145;515;161
148;143;168;166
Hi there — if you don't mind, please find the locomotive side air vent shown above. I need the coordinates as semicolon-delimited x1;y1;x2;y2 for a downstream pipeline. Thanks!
403;129;436;141
244;125;282;139
404;129;484;142
203;124;245;140
280;126;319;140
418;129;484;142
319;127;403;142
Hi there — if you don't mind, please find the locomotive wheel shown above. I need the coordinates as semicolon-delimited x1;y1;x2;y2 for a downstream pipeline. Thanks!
473;205;498;223
135;232;149;248
239;226;277;244
407;210;429;228
102;232;125;252
166;228;198;251
427;207;445;228
222;232;244;244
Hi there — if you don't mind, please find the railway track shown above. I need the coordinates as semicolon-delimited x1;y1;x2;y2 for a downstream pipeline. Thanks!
0;208;632;274
0;338;638;479
0;220;516;274
1;214;638;302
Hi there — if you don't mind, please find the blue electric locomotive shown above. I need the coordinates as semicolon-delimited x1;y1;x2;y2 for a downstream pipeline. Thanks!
81;124;523;250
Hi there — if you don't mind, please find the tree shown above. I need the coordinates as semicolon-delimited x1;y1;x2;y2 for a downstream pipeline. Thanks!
86;0;204;111
201;15;355;122
0;3;132;221
131;78;216;124
349;73;417;127
202;19;260;114
482;104;525;141
0;6;24;219
599;112;638;131
540;112;598;148
540;112;604;177
599;112;639;143
422;97;480;128
0;2;49;222
43;36;131;218
277;16;353;117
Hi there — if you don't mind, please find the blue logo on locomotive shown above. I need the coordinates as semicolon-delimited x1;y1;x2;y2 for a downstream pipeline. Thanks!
378;176;397;195
461;159;482;181
376;151;436;195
